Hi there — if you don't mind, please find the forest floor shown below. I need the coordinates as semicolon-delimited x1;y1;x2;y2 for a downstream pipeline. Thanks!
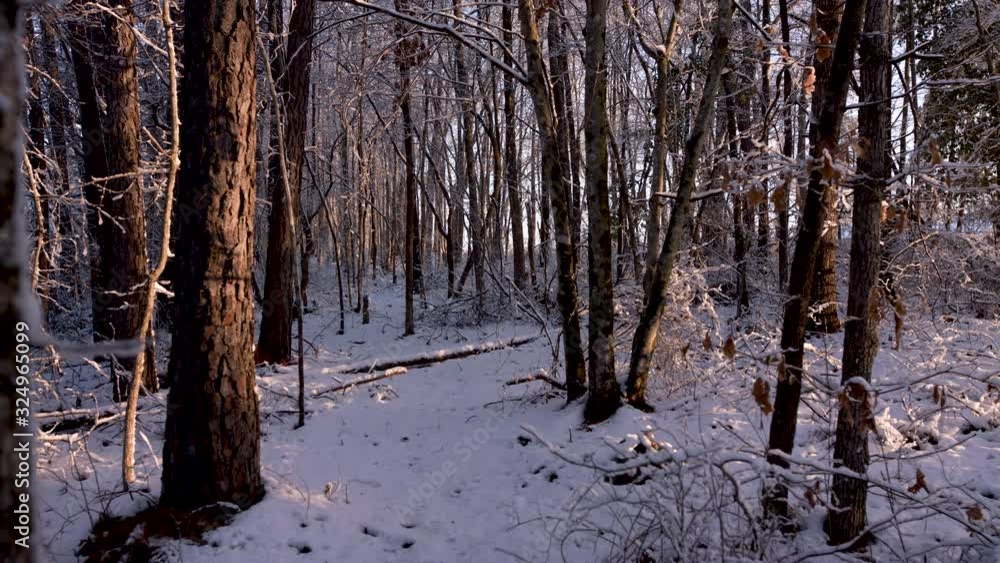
34;266;1000;562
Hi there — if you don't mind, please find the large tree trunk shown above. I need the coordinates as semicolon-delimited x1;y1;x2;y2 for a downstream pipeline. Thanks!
518;0;587;401
68;0;156;401
624;0;733;411
828;0;890;545
764;0;868;523
806;0;845;334
257;0;315;364
582;0;621;422
0;4;34;561
161;0;264;511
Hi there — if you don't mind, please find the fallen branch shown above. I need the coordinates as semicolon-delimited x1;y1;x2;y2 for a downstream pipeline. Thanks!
504;370;565;390
313;367;409;396
39;407;161;434
324;334;539;375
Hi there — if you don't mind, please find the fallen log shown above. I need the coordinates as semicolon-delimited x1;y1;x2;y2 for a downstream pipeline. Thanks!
313;367;409;397
323;334;539;375
504;370;566;390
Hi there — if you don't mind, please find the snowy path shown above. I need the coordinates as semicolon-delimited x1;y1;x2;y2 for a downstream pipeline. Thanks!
177;281;599;563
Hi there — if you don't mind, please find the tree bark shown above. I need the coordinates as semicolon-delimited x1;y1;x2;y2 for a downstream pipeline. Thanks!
806;0;845;334
502;2;528;289
40;18;76;296
764;0;868;522
518;0;587;401
777;0;793;289
161;0;264;511
454;0;484;306
68;0;156;401
624;0;682;295
257;0;316;364
396;0;418;336
624;0;734;410
582;0;621;422
828;0;890;545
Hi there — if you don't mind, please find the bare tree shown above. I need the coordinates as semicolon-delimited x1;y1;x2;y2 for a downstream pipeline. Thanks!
518;0;587;400
582;0;622;422
258;0;317;364
828;0;890;545
764;0;868;522
624;0;734;411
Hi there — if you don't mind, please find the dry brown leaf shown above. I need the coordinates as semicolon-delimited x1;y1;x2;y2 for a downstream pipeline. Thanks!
804;486;818;508
747;186;766;208
885;203;896;223
772;182;788;213
967;505;984;522
907;469;928;494
803;66;816;96
752;377;773;415
777;358;787;382
723;335;736;359
930;139;943;165
820;150;840;182
703;331;713;351
816;31;832;62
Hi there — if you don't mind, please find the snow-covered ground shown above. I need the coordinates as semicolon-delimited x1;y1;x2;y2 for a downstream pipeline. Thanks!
34;267;1000;562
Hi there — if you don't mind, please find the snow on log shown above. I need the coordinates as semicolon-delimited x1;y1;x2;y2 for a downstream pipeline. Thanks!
322;333;540;375
313;367;409;396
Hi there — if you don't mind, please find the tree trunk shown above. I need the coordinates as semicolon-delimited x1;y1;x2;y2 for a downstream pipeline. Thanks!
40;18;76;297
518;0;587;401
764;0;868;522
257;0;316;364
454;0;484;306
0;4;34;560
806;0;845;334
627;0;683;294
582;0;621;422
724;73;751;318
161;0;264;511
502;3;528;289
828;0;890;545
396;0;418;336
624;0;733;411
777;0;793;289
68;0;156;400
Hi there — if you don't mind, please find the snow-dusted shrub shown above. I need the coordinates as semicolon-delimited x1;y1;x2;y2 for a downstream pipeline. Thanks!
888;231;1000;319
524;425;761;562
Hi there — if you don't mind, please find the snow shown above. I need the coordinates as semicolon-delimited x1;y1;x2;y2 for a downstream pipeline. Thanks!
32;263;1000;562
